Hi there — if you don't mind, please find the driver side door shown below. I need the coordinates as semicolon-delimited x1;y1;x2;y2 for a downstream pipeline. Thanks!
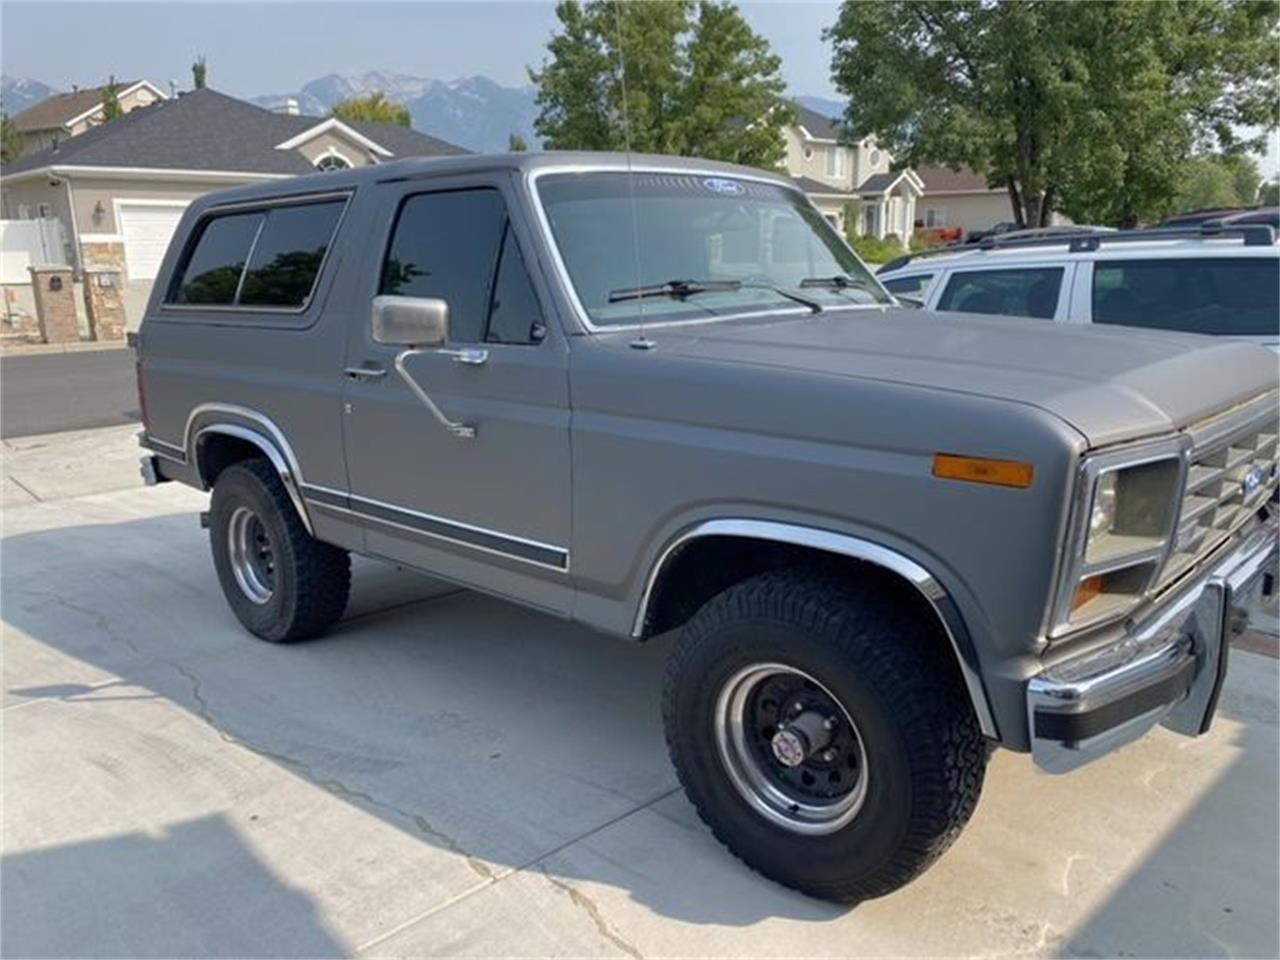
337;177;573;614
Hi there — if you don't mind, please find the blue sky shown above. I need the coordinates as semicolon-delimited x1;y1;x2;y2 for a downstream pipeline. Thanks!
0;1;843;98
2;0;1275;176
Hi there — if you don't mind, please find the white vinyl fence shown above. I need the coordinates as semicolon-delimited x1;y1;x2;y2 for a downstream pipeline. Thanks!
1;218;67;284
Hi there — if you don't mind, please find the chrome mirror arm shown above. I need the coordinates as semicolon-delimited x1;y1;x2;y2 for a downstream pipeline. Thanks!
393;348;477;439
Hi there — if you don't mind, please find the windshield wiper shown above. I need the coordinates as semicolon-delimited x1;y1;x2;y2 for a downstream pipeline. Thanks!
608;278;823;314
798;274;872;291
608;279;740;303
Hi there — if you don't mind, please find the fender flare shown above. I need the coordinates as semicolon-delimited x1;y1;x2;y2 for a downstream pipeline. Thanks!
184;403;314;535
632;518;999;739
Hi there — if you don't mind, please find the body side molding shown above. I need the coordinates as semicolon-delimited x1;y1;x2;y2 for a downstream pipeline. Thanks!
631;518;999;739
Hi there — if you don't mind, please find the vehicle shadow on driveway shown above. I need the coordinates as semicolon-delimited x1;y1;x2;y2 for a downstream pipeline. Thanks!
1;510;843;956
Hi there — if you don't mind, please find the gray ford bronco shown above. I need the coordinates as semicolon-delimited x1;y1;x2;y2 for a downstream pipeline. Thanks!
136;152;1279;902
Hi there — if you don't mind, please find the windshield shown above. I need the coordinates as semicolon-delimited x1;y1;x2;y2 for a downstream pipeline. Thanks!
535;171;890;328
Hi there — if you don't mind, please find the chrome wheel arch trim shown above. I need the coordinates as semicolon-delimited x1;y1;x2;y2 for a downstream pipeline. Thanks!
183;403;315;536
631;517;999;739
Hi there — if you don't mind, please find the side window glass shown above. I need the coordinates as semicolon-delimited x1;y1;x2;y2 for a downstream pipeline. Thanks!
1093;259;1279;336
486;225;545;345
937;267;1063;319
381;189;505;343
170;212;263;305
239;200;345;307
883;273;933;298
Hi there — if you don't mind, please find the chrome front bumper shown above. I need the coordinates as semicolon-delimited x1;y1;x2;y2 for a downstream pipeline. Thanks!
1028;511;1278;773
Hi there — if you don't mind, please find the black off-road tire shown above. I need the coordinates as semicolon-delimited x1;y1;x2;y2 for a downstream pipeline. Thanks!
662;568;987;903
209;458;350;643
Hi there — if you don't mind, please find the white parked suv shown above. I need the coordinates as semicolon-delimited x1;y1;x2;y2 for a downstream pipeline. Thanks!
877;225;1279;348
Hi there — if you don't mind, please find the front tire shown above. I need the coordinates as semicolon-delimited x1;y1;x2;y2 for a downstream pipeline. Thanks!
662;568;987;903
209;459;350;643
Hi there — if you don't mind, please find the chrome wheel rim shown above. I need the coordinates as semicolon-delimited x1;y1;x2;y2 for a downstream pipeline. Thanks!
714;662;868;835
227;506;275;605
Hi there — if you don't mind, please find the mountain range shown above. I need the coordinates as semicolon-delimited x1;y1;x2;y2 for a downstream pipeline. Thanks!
3;71;845;154
1;76;58;116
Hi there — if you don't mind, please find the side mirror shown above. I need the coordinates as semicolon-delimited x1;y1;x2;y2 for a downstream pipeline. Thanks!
896;295;925;309
371;295;449;347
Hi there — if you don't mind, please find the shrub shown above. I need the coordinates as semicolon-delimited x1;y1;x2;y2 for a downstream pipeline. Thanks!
849;234;906;264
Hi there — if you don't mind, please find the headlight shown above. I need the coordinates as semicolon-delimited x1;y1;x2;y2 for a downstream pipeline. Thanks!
1048;440;1187;637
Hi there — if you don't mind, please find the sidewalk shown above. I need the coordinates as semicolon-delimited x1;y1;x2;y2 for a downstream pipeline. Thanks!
2;424;143;507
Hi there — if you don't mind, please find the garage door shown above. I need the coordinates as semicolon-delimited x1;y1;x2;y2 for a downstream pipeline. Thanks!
118;202;187;281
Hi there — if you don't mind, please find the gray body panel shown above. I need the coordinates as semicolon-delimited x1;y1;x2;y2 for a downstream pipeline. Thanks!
136;152;1280;752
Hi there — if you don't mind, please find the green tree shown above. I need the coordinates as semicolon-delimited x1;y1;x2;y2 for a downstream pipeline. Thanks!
508;132;528;151
529;0;793;169
192;56;208;90
331;91;410;128
826;1;1279;227
1174;154;1263;212
0;113;22;165
101;75;122;122
1260;178;1280;206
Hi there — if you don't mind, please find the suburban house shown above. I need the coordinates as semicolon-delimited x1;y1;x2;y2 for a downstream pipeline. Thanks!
914;165;1020;236
9;79;169;156
783;103;924;243
1;87;467;286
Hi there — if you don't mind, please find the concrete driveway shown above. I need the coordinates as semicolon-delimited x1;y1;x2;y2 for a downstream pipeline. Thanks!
2;436;1277;958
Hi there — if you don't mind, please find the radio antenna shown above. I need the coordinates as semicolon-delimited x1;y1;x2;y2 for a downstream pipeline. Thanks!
612;0;652;350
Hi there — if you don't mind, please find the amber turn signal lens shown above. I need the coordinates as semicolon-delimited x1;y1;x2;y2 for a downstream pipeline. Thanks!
1072;575;1103;611
932;454;1034;489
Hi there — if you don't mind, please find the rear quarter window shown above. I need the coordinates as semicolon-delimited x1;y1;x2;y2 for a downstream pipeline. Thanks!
167;197;346;310
1092;258;1279;336
882;273;933;298
937;267;1064;319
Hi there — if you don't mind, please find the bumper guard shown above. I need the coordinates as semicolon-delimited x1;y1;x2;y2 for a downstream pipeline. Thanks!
1028;511;1277;773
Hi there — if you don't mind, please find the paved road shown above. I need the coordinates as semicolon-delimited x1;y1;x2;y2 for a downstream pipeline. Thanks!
0;348;138;439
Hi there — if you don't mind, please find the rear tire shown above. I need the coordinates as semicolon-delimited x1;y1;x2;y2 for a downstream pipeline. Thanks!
209;458;350;642
662;568;987;903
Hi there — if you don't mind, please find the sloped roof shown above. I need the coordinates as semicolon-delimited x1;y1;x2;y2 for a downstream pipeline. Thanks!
793;103;843;141
792;175;855;197
916;164;996;192
10;80;146;132
3;88;467;177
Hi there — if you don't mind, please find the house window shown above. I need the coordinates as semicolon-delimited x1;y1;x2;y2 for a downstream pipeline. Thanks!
16;204;31;219
870;149;882;167
924;208;947;227
315;153;351;172
37;203;52;219
824;146;845;179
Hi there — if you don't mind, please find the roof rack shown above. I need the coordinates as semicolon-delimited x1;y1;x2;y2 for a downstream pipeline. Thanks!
877;221;1276;273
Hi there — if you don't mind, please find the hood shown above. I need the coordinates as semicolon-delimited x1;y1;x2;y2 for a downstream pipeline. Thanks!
602;308;1280;447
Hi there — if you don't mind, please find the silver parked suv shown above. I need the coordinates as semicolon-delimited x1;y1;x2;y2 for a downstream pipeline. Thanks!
136;153;1279;902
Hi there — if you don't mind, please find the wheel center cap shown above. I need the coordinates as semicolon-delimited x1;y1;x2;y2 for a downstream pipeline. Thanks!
770;728;809;767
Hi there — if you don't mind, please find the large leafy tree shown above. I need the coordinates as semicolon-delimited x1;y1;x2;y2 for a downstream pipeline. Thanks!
331;91;410;128
1175;153;1261;211
530;0;794;169
827;1;1278;227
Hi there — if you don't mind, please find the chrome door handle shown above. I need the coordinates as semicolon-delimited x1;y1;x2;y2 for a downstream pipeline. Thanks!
344;365;387;381
442;347;489;366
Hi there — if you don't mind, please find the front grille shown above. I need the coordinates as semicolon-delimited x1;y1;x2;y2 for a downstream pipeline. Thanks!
1160;398;1279;588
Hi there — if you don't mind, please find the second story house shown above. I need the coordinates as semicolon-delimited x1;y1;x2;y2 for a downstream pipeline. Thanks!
9;80;169;156
1;88;467;284
782;103;923;244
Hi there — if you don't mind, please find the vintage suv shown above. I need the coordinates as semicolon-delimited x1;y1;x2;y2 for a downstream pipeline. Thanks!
136;153;1279;903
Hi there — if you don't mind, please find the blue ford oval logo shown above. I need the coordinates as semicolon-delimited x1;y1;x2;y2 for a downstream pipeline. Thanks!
702;177;745;196
1242;465;1266;495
